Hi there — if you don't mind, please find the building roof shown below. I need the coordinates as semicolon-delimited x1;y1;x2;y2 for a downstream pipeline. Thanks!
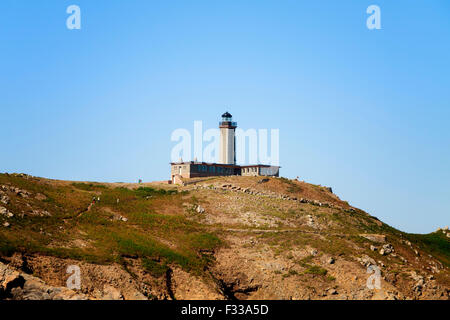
170;161;280;168
239;164;281;168
170;161;238;167
221;111;232;118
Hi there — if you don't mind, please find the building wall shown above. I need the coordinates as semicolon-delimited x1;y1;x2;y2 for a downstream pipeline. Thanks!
171;163;279;181
241;166;260;176
171;163;238;180
189;163;235;178
170;163;191;180
220;127;235;165
241;166;280;177
259;166;280;177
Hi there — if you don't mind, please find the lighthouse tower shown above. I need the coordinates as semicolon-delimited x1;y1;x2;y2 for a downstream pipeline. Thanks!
219;112;237;165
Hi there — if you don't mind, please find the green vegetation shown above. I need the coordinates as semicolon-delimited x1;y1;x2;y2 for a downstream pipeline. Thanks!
288;269;299;276
406;231;450;267
186;233;221;250
0;174;222;277
294;255;329;276
279;177;302;193
304;265;328;276
72;183;108;191
142;257;169;277
326;275;336;282
134;186;178;197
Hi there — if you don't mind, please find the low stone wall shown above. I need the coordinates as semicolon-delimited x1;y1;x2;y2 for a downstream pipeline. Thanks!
193;183;356;212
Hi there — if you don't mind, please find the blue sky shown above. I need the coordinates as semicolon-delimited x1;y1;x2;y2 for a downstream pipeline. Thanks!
1;1;449;233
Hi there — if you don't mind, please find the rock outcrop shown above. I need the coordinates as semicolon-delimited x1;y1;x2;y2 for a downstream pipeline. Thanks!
0;262;87;300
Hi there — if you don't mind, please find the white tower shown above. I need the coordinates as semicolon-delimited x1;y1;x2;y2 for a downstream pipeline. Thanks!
219;112;237;165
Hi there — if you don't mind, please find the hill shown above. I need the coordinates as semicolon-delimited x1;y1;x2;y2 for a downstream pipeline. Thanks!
0;173;448;300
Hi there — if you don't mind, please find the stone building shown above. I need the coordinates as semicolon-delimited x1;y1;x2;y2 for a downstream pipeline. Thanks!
170;112;280;183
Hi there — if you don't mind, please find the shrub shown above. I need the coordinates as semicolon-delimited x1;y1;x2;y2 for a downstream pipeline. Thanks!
304;265;328;276
72;183;107;191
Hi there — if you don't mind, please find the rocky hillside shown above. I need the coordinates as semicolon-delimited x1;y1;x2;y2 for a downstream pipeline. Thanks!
0;173;448;300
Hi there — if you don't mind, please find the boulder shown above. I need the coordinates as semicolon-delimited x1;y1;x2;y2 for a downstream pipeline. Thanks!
112;214;128;222
0;262;87;300
196;205;205;214
0;206;13;218
328;288;338;295
358;255;376;267
0;194;9;205
101;285;123;300
16;190;31;198
380;244;394;256
360;234;387;243
35;193;47;201
31;209;51;217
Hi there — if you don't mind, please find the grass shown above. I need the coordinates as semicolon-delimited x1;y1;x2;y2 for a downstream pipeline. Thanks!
406;231;450;267
326;275;336;282
134;187;178;197
304;265;328;276
142;257;169;278
288;269;299;276
279;177;302;193
0;174;223;277
0;237;18;256
186;233;221;250
72;183;108;191
294;255;328;276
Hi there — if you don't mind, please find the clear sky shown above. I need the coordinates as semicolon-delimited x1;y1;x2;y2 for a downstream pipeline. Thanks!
1;1;449;234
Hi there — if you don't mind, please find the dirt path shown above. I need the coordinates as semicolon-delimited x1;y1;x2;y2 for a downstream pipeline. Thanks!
75;202;94;218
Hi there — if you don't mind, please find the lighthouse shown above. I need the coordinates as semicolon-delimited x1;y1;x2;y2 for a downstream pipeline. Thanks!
169;112;280;183
219;112;237;165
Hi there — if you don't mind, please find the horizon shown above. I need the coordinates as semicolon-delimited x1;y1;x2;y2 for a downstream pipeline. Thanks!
1;0;449;234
